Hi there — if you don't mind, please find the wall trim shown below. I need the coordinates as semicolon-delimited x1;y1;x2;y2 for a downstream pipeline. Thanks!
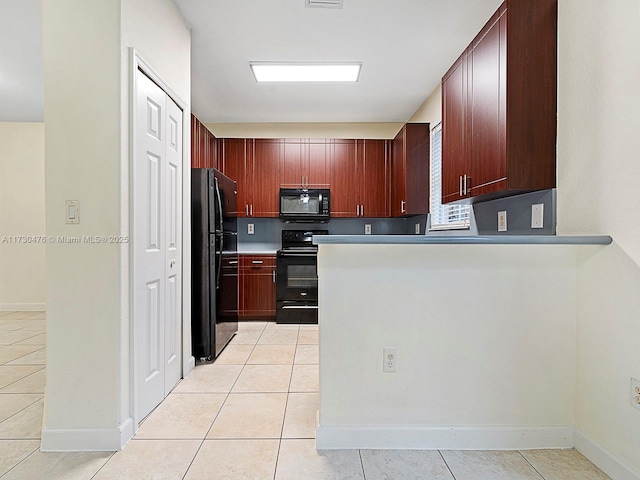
0;303;45;312
41;417;134;452
574;429;640;480
315;425;574;450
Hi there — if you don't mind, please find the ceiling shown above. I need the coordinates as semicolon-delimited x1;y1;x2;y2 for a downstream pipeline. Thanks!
0;0;503;123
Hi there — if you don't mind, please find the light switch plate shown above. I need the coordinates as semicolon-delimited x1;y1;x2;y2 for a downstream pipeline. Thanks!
531;204;544;229
498;210;507;232
415;223;421;234
248;223;255;235
65;200;79;224
364;224;372;235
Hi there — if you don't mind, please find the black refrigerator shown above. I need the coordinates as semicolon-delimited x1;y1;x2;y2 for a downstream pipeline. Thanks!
191;168;238;362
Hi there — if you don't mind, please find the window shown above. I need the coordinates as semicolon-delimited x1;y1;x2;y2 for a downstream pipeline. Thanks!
429;123;471;230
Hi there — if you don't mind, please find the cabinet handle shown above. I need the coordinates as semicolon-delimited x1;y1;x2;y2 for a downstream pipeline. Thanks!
245;204;249;216
463;174;467;195
361;204;364;217
356;205;360;216
228;260;238;265
301;176;305;188
252;260;263;264
250;204;253;216
272;270;276;283
459;175;463;197
401;200;406;214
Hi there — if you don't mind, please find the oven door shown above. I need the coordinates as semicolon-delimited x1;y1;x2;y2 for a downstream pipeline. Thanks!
276;251;318;324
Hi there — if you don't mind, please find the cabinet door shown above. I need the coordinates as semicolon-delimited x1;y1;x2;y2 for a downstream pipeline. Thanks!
220;139;247;217
468;12;506;195
442;55;468;203
330;139;358;217
280;141;305;187
240;255;276;318
250;139;281;217
307;140;330;187
391;127;406;216
190;115;200;168
359;139;388;218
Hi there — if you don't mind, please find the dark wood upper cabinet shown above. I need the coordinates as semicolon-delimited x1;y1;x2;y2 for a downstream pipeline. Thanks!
248;139;280;217
391;123;430;217
330;139;389;218
191;115;218;169
441;0;557;203
280;139;330;188
358;139;389;218
329;139;358;217
218;138;248;217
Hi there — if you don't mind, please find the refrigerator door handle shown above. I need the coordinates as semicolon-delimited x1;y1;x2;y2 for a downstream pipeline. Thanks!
214;177;224;233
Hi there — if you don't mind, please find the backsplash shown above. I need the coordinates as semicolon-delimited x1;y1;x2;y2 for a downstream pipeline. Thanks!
236;189;555;248
427;189;556;236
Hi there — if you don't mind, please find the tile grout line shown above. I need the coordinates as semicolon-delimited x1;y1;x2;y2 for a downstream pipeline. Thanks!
438;450;458;480
0;395;44;431
272;325;300;480
0;366;46;393
517;450;546;480
358;449;367;480
0;442;41;479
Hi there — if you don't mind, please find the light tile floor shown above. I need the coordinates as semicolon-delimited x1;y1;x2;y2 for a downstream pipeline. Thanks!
0;312;612;479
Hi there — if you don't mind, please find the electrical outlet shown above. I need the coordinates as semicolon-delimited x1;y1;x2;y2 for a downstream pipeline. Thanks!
415;223;421;234
531;203;544;229
248;223;255;235
632;378;640;410
498;210;507;232
383;348;396;373
364;224;372;235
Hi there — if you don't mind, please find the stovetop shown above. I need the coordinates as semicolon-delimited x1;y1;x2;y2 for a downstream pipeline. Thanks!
280;229;329;250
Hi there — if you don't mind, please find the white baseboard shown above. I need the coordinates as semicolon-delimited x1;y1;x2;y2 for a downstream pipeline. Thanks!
41;417;134;452
0;303;45;312
315;425;574;450
574;429;640;480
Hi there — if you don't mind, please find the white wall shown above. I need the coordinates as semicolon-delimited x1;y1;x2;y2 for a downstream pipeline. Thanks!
205;122;403;139
0;122;46;311
557;0;640;477
317;243;586;450
41;0;190;451
409;83;441;126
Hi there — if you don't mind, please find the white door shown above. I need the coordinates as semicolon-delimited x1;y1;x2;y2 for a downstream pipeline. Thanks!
133;69;183;420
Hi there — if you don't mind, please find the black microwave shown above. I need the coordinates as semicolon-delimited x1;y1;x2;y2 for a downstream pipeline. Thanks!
279;188;330;222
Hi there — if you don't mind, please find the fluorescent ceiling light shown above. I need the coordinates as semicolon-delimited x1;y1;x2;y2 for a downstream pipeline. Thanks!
250;63;361;82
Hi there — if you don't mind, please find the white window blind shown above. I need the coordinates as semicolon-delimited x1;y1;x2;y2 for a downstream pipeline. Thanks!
429;123;471;231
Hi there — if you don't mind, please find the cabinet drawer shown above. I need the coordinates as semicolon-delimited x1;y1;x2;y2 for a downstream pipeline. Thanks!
240;255;276;269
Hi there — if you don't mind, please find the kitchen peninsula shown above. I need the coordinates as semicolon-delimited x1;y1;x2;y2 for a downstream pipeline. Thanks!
314;235;611;450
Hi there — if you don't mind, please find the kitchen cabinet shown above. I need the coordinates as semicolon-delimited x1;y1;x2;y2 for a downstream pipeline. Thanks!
330;139;389;218
280;139;330;188
218;138;248;216
239;254;276;319
191;114;217;169
247;139;280;217
391;123;430;217
218;139;280;218
441;0;557;203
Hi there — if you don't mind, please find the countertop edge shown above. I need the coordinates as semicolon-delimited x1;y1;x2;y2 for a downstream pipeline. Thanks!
313;235;613;246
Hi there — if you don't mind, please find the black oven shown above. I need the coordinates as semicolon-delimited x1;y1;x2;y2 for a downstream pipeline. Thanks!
275;230;328;324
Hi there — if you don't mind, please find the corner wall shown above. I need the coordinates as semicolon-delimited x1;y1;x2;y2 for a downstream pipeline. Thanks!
42;0;190;451
0;122;46;311
557;0;640;477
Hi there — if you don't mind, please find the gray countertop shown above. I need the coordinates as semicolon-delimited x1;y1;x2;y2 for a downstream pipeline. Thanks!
237;243;279;255
314;235;613;245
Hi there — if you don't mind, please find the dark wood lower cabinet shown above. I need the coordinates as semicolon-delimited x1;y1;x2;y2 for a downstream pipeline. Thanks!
239;254;276;319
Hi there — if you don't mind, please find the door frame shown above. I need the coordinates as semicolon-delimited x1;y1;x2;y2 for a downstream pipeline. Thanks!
129;49;194;430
